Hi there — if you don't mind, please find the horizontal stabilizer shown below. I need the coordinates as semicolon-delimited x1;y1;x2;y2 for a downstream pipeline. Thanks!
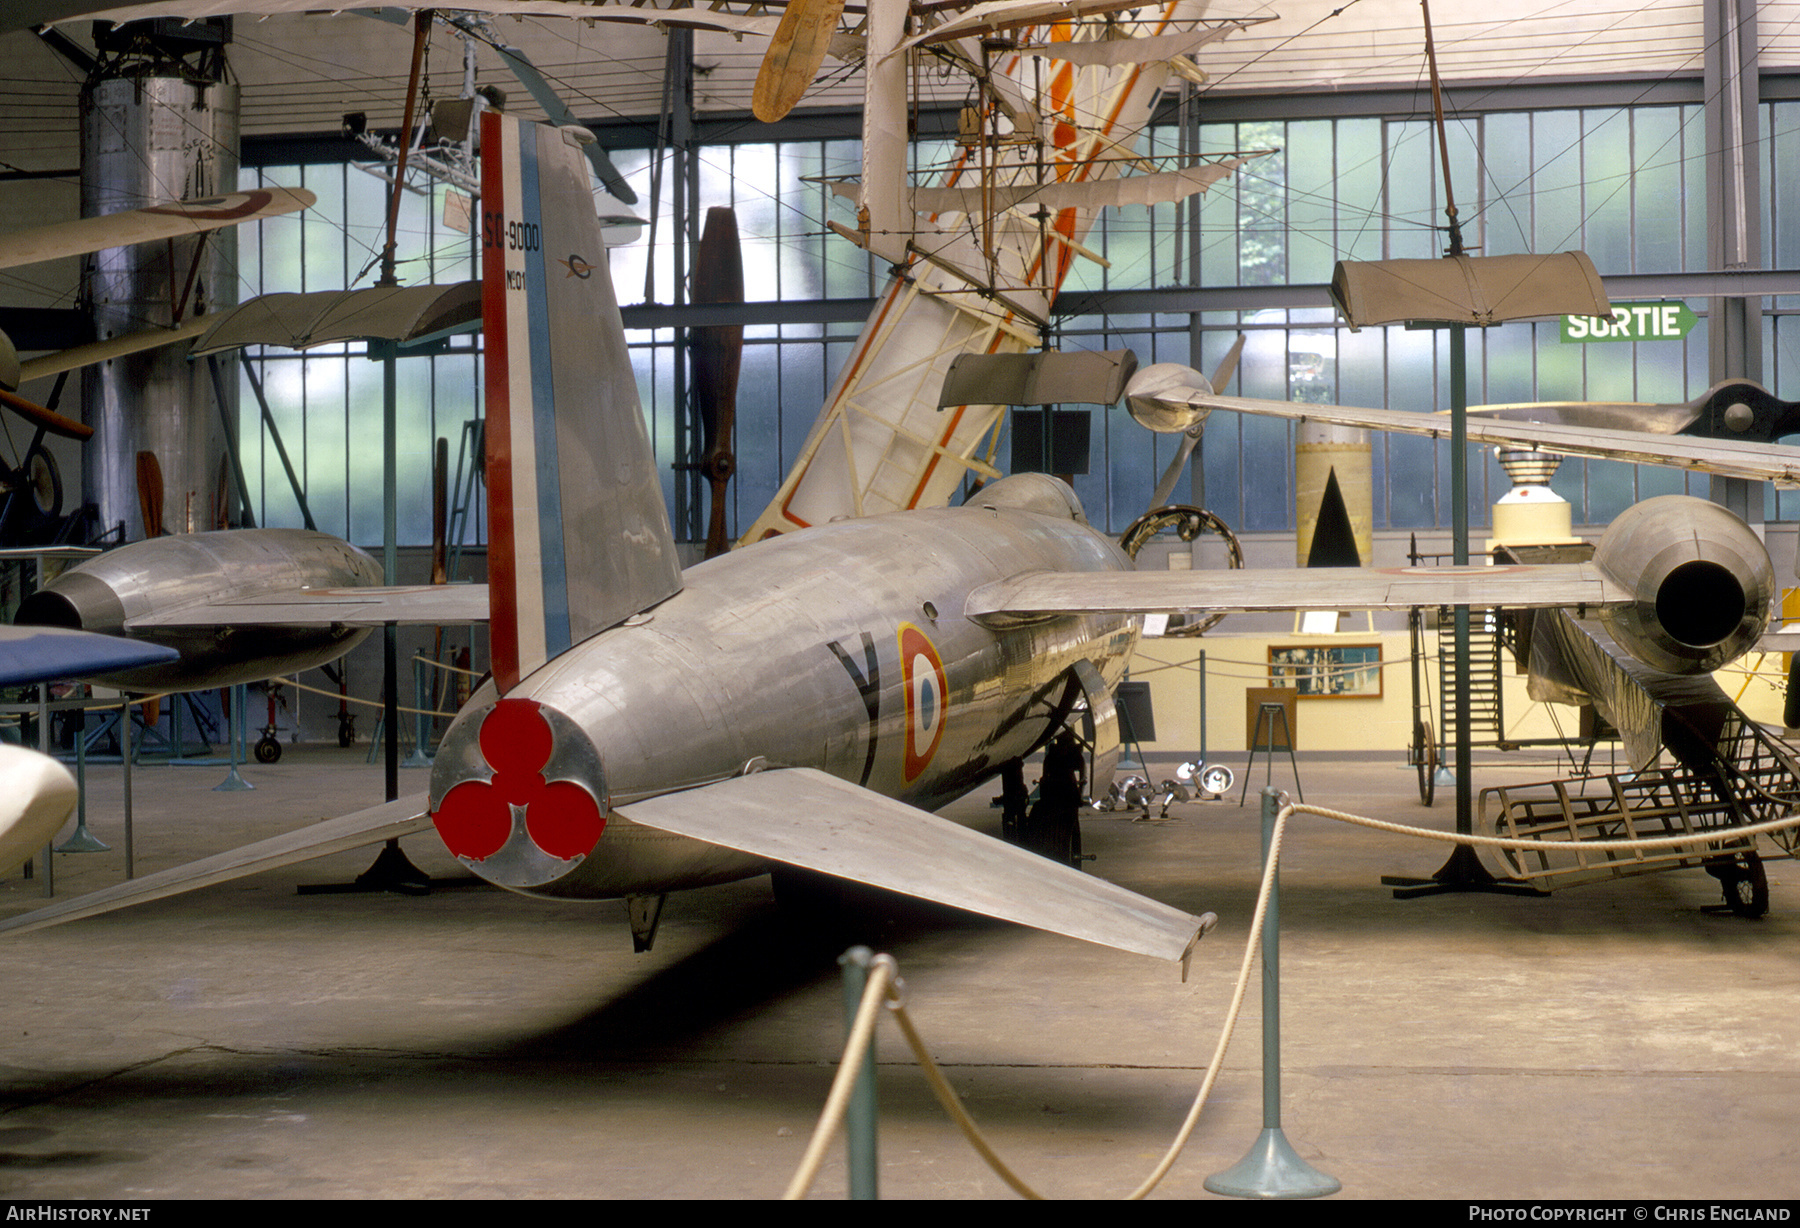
0;625;179;685
0;794;430;936
126;584;490;629
615;767;1204;964
939;349;1137;409
967;563;1626;622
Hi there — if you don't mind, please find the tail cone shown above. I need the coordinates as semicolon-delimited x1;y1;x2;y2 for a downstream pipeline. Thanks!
430;697;609;889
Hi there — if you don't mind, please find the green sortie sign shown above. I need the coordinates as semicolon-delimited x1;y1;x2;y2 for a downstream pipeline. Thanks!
1561;301;1698;343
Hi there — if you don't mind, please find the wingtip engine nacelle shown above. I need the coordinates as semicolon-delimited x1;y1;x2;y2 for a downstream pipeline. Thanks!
1592;495;1773;675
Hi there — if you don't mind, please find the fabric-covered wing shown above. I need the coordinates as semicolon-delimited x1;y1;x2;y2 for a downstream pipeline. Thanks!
0;189;314;270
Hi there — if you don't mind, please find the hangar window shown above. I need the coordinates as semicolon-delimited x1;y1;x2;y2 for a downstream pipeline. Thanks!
231;89;1787;550
235;160;480;549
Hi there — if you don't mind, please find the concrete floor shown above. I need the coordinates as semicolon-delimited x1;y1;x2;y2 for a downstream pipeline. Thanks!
0;742;1795;1200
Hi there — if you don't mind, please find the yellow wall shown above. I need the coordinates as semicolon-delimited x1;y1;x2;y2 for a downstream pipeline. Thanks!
1127;630;1791;757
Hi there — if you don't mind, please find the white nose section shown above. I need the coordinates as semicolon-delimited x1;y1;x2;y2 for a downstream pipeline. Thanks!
0;746;77;875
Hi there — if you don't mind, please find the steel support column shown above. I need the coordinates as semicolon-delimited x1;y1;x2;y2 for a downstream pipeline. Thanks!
655;30;702;545
80;25;237;542
1705;0;1764;520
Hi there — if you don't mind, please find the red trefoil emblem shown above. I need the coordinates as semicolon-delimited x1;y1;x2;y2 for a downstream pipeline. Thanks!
432;698;605;862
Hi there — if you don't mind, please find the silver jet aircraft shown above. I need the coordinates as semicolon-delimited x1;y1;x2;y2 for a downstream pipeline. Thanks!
1120;362;1800;910
16;528;391;691
0;114;1739;956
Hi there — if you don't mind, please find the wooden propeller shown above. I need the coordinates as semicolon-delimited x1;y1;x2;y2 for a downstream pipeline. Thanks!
135;450;165;539
752;0;847;123
691;207;745;559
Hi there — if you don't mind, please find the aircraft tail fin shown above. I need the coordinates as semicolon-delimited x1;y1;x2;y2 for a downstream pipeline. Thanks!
480;113;681;692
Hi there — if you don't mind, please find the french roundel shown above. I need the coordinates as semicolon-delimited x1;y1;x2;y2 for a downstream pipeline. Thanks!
899;622;948;782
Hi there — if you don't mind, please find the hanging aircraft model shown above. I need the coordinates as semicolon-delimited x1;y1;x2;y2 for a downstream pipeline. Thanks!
12;0;1269;553
739;0;1272;542
5;111;1781;954
1122;363;1800;488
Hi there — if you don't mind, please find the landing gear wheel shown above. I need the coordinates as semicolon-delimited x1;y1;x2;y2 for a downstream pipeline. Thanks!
1019;730;1086;869
337;716;356;748
254;735;281;764
1414;719;1437;807
1722;850;1769;919
1020;817;1077;867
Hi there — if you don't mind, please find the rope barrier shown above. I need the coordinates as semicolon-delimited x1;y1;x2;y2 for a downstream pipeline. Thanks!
782;794;1800;1199
783;955;900;1200
0;691;177;715
412;654;485;679
279;674;462;719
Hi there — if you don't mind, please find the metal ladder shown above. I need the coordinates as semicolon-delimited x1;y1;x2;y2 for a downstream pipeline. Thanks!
1437;611;1504;748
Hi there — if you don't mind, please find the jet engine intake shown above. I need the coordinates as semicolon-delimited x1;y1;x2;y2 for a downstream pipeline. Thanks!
1593;495;1773;675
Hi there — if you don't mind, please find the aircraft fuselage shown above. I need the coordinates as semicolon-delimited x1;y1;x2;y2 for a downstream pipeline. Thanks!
428;477;1139;900
16;528;382;690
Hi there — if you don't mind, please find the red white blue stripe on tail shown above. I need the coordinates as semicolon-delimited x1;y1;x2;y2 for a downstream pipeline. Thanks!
480;112;681;692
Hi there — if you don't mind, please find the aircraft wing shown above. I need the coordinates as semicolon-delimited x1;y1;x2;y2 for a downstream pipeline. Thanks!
17;317;213;385
0;770;1208;965
0;625;180;686
0;189;315;271
1126;369;1800;488
0;795;430;937
967;562;1627;621
0;629;182;874
125;584;491;629
616;767;1207;965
